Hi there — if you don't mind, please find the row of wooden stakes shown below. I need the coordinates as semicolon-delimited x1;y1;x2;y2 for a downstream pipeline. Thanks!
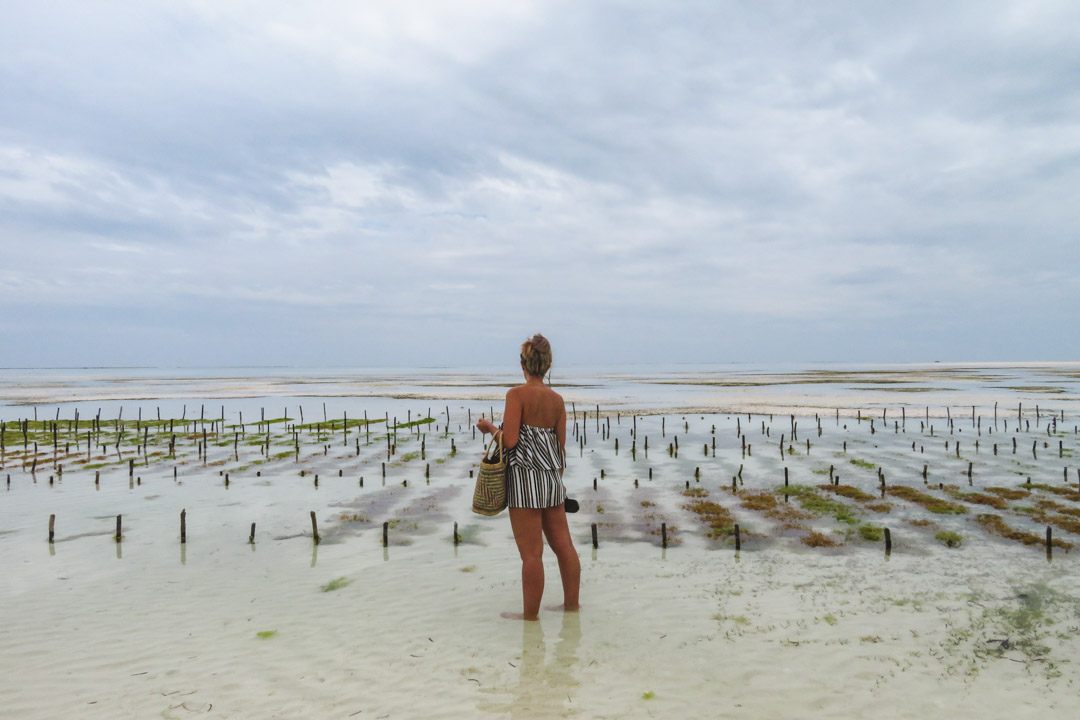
40;511;612;550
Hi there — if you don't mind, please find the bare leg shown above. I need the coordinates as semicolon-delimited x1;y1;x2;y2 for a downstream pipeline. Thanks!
541;504;580;611
507;508;544;620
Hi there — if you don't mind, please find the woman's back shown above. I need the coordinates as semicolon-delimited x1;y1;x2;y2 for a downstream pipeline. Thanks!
511;383;564;429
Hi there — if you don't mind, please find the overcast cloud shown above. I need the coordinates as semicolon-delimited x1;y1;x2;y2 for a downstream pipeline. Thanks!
1;0;1078;367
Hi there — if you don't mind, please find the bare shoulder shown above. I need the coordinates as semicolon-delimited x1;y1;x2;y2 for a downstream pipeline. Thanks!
544;387;566;415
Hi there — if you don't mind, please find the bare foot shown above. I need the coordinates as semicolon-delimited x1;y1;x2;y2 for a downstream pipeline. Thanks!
543;603;581;612
501;611;540;621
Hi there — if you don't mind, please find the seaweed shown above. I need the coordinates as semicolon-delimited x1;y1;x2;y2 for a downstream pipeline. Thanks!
682;499;738;539
818;484;875;502
984;486;1031;501
857;525;885;542
885;486;968;515
802;531;841;547
934;530;963;548
320;577;354;592
942;486;1007;510
973;514;1073;550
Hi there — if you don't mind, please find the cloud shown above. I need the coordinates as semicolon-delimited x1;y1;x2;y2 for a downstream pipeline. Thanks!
1;0;1078;366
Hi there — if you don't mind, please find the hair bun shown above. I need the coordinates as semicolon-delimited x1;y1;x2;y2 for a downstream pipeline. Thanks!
528;334;550;354
520;334;553;377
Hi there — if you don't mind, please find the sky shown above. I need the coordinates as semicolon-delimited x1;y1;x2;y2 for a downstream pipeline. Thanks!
1;0;1079;368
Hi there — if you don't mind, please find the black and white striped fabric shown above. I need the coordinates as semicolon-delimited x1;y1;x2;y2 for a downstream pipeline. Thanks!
507;424;566;508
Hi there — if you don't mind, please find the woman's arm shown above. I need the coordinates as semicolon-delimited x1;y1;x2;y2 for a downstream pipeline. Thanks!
475;388;523;449
556;403;566;452
500;389;522;449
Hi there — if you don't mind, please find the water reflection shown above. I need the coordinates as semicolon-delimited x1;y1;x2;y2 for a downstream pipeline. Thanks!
478;613;582;718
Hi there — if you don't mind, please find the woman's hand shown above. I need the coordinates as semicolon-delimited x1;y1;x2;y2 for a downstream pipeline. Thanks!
476;418;498;435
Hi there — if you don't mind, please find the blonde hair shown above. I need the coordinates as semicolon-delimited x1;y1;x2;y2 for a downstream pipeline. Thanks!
520;334;552;378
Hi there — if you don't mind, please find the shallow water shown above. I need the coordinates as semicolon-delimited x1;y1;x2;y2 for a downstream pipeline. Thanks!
2;365;1080;718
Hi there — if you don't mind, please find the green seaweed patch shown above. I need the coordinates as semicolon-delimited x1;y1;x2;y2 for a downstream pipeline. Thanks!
1028;502;1080;535
802;530;842;547
984;486;1031;501
849;458;876;471
818;484;876;502
393;418;436;429
741;491;809;530
857;525;885;542
773;483;816;497
885;486;968;515
974;514;1073;550
683;499;738;539
295;417;380;432
1035;499;1080;519
934;531;963;548
942;486;1007;510
256;630;277;639
320;577;354;592
339;513;367;523
796;493;860;525
1026;484;1080;502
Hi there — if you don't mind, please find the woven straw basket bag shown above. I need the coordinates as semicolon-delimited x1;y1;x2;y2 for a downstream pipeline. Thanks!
472;432;508;515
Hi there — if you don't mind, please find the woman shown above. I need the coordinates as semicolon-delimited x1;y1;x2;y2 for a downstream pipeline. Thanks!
476;334;581;620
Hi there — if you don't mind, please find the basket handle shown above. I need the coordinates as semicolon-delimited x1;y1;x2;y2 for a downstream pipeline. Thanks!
483;429;504;460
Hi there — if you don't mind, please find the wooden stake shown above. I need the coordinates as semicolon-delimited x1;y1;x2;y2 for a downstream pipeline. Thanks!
734;523;741;551
453;521;460;545
383;521;389;547
49;514;55;543
884;528;892;554
115;515;122;543
180;509;186;543
310;511;321;544
661;522;667;548
250;522;256;544
591;523;598;549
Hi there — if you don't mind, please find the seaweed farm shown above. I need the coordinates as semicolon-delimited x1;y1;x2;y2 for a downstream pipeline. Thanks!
3;364;1080;718
3;395;1079;555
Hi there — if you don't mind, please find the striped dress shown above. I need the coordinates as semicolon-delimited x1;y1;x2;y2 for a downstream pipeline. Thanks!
507;424;566;508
